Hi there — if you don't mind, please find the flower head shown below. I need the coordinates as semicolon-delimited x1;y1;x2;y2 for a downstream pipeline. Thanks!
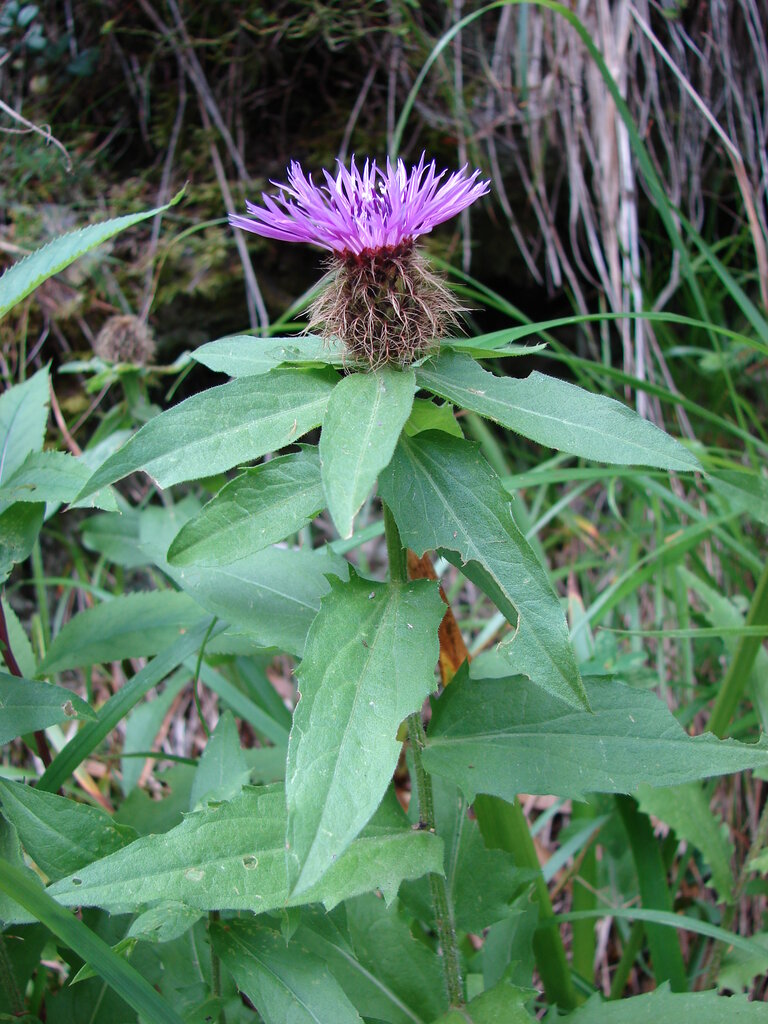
230;155;490;366
229;154;490;256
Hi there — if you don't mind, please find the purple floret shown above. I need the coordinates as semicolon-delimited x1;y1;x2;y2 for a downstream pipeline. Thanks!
229;154;490;255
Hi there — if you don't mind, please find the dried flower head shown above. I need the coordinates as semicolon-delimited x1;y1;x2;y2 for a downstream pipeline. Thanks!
230;155;490;367
93;314;156;365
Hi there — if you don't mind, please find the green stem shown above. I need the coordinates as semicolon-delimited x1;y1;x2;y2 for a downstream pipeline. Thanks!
570;802;597;985
407;712;463;1007
614;795;687;991
382;501;463;1007
608;920;645;999
474;794;580;1010
708;557;768;738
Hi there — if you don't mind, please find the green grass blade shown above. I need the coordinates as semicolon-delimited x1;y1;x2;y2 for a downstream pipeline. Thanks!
0;860;186;1024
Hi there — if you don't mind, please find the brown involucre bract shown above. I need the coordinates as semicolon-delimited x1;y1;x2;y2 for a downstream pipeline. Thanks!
309;242;464;368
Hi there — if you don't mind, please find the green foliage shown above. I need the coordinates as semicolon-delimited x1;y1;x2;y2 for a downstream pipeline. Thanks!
379;431;587;708
320;367;416;539
0;672;95;744
48;785;443;914
2;14;766;1017
285;574;444;895
422;668;768;801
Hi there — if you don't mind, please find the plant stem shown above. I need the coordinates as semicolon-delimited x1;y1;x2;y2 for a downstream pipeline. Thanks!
407;711;463;1007
382;501;464;1008
474;794;580;1010
614;795;687;991
608;920;645;999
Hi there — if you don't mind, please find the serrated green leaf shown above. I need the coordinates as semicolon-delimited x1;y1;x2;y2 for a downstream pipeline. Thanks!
0;779;137;882
286;574;444;896
320;367;415;539
422;670;768;802
378;432;586;709
636;782;735;903
76;368;337;499
0;191;184;321
0;451;117;512
167;449;324;567
48;785;443;914
417;351;700;470
211;918;363;1024
559;984;768;1022
193;334;344;376
38;591;201;675
717;932;768;993
0;671;96;744
189;711;249;810
0;367;49;491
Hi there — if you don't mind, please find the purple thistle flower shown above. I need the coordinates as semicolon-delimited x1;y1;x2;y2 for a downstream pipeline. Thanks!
229;153;490;256
230;155;490;367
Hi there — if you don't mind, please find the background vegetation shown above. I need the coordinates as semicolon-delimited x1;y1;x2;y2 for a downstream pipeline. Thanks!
1;0;767;1018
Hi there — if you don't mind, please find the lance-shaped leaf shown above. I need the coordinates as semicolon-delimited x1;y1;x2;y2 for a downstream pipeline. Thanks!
48;785;443;913
285;574;444;897
422;669;768;802
0;367;49;492
167;449;324;567
164;544;348;657
211;918;363;1024
417;350;699;470
0;190;183;321
193;334;344;377
0;672;96;745
38;591;201;675
75;367;336;499
0;450;117;511
0;779;137;882
320;367;415;539
378;432;587;709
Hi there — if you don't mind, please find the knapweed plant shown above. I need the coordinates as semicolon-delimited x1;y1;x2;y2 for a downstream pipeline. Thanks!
1;160;767;1023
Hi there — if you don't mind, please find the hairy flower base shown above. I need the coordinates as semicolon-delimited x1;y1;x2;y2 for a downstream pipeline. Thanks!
309;243;463;368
